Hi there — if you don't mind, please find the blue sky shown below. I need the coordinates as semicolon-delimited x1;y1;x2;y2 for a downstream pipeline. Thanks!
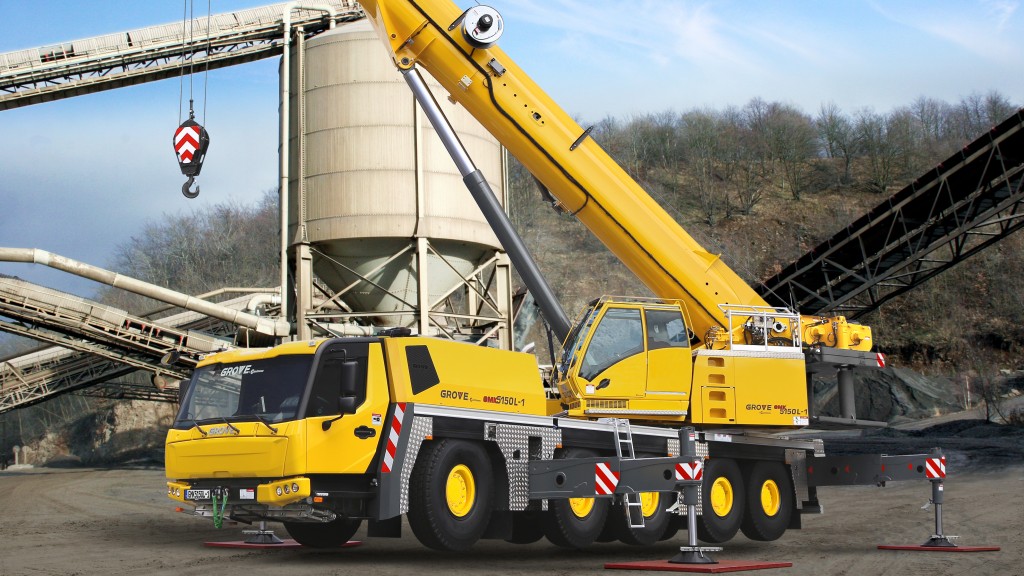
1;0;1021;297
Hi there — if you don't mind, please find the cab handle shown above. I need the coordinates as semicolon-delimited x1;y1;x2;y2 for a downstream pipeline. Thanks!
354;426;376;439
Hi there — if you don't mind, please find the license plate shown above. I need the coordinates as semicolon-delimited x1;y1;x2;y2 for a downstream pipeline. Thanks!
185;489;211;500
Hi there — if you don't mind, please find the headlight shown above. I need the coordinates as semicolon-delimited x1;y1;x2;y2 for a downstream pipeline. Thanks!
276;486;283;496
291;482;299;493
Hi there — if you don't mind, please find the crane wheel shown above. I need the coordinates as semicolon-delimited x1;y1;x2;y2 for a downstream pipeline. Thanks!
609;491;674;546
696;458;745;543
543;447;610;549
283;517;361;548
739;461;794;541
407;439;494;551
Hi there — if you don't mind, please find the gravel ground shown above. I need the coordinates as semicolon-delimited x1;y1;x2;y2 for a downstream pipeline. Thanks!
1;434;1020;576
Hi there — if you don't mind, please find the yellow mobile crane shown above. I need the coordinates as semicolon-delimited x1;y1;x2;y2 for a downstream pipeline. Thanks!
166;0;939;553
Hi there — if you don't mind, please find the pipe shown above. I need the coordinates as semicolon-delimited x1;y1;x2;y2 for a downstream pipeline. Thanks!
0;248;290;337
279;3;338;337
246;292;282;314
142;287;277;318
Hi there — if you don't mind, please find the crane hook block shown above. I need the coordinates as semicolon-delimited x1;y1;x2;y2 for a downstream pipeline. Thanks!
174;117;211;198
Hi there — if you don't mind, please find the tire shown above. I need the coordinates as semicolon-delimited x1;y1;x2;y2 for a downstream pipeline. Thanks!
543;447;610;549
407;439;494;551
610;491;674;546
696;458;745;543
595;517;619;543
739;461;794;542
506;510;545;544
283;517;361;548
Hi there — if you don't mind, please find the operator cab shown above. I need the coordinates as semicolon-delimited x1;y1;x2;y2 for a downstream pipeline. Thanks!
553;298;695;422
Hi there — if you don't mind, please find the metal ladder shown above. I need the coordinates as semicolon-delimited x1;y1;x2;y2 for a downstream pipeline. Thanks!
612;418;645;528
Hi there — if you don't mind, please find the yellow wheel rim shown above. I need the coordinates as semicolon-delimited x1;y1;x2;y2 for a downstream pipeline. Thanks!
568;496;595;518
446;464;476;518
709;476;734;517
759;479;781;517
639;492;660;518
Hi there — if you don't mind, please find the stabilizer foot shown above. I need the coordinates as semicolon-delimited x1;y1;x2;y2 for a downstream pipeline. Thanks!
669;546;721;565
243;528;285;545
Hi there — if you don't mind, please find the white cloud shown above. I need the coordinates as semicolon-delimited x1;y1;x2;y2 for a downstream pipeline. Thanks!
869;0;1021;62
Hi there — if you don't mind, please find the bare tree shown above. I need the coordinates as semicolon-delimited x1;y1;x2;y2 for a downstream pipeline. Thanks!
680;109;726;226
769;103;817;200
854;109;899;194
816;102;855;189
718;106;766;214
100;191;281;312
745;99;816;200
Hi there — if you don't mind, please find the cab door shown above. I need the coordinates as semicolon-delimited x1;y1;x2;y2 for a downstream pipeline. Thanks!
574;306;647;399
304;341;390;474
644;307;694;399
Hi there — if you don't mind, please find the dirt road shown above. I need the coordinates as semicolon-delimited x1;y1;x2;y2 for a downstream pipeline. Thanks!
0;464;1019;576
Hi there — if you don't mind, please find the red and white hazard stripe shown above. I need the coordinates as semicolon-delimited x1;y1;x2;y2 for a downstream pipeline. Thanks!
595;462;619;495
675;460;703;481
925;456;946;479
175;126;200;163
381;403;407;474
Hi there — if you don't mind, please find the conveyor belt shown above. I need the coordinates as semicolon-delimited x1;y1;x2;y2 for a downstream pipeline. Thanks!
759;108;1024;319
0;280;274;413
0;1;362;110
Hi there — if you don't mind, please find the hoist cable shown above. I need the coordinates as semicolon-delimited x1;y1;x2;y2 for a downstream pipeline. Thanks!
188;0;195;114
203;0;211;126
177;0;188;124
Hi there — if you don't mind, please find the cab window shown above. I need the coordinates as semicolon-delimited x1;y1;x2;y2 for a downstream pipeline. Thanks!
306;352;368;418
579;308;643;381
645;309;689;349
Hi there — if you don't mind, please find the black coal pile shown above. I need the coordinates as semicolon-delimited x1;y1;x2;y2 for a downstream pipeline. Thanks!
813;367;961;422
824;420;1024;470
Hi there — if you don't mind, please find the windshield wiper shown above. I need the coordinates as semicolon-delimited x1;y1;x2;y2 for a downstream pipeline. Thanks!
181;413;207;436
250;413;279;434
212;416;241;434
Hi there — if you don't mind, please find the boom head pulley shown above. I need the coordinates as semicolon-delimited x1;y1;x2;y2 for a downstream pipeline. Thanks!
461;5;503;48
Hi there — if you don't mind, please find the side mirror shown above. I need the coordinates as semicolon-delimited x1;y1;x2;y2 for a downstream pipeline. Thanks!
339;395;358;415
340;360;359;396
322;395;358;431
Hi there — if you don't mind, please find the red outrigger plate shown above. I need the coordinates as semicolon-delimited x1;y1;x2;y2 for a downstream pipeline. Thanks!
204;539;362;549
878;544;1000;552
605;559;793;573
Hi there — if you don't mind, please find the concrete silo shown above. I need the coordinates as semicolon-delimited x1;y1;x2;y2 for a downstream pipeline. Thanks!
285;19;513;347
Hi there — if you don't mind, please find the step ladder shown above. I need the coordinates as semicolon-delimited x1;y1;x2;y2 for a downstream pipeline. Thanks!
612;418;645;529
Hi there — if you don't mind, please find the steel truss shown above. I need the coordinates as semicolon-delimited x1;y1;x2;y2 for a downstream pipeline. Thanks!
0;1;362;110
306;241;514;346
760;108;1024;319
0;280;273;413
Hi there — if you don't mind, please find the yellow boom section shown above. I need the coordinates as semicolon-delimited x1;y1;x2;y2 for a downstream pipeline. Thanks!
359;0;871;351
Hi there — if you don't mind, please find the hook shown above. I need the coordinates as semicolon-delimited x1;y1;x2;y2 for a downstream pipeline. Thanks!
182;175;200;199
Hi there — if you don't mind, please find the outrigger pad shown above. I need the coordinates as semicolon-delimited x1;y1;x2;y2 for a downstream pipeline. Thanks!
877;544;1000;553
604;559;793;573
204;539;362;549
